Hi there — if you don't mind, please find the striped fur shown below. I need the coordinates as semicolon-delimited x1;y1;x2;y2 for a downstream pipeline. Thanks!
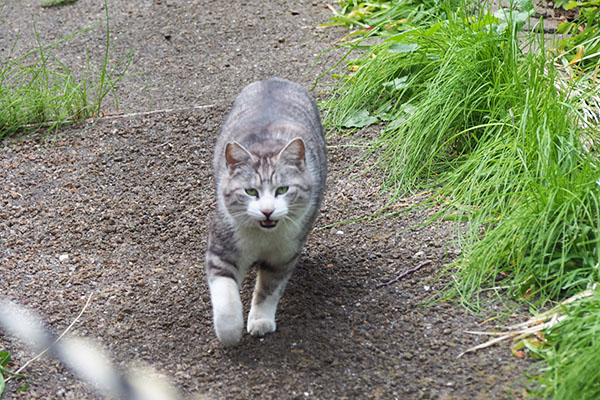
206;78;327;346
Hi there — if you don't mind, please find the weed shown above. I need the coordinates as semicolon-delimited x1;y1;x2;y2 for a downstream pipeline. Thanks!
0;1;133;141
552;2;600;73
0;350;29;397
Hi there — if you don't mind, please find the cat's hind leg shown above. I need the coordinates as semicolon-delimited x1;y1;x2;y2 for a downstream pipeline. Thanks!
247;263;294;337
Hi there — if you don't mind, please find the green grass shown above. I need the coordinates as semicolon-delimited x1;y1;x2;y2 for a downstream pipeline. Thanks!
0;1;133;141
0;350;29;397
527;290;600;399
547;1;600;73
324;0;600;398
322;0;461;35
326;0;600;307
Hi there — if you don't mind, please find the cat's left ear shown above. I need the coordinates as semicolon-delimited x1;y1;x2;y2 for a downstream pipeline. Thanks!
278;138;306;166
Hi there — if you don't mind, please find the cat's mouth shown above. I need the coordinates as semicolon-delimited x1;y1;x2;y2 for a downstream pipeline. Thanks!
259;219;278;229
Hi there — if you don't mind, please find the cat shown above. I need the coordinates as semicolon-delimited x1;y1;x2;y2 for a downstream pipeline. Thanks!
205;78;327;346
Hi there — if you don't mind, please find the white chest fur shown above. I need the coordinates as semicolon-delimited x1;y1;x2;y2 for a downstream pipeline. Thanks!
234;224;302;272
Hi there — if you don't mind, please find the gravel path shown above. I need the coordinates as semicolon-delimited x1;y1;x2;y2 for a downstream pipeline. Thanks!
1;1;535;399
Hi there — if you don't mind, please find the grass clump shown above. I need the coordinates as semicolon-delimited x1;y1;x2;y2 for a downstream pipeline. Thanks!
323;0;461;36
527;291;600;399
325;0;600;397
326;0;600;308
0;2;133;141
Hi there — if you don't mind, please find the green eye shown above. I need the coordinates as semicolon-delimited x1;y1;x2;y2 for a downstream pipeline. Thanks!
245;188;258;197
276;186;289;196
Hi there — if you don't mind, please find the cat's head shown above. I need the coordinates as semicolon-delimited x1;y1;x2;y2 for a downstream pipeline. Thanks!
220;137;312;231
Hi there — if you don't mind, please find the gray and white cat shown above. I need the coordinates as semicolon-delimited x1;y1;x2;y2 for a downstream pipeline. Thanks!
205;78;327;346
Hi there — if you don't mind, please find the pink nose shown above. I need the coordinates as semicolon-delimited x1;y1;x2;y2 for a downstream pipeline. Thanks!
261;209;274;219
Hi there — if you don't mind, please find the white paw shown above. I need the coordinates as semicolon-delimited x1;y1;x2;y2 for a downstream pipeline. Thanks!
214;309;243;346
209;277;243;346
247;317;276;337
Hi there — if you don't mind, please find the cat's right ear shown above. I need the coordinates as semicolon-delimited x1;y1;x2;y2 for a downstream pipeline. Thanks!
225;142;254;172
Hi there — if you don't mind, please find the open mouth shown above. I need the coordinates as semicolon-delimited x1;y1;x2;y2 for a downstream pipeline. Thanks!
259;219;278;229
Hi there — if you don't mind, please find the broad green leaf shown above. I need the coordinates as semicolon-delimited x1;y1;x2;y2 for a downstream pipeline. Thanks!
495;22;508;34
513;10;534;24
511;0;534;11
374;103;394;121
382;76;409;93
388;43;419;54
494;8;533;20
342;109;378;128
0;351;9;397
470;13;501;31
387;103;417;130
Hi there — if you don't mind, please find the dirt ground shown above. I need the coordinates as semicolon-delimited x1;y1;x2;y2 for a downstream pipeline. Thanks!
0;1;565;399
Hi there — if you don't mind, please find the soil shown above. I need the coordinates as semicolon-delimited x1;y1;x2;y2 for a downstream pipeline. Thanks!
0;1;571;399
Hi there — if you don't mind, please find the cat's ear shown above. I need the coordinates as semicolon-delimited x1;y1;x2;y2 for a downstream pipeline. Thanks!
278;138;305;166
225;142;254;171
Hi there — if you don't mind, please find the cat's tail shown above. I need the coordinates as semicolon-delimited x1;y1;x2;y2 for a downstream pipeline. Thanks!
0;299;180;400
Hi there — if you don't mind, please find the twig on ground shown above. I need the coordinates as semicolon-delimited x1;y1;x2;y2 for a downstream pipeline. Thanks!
17;104;216;131
96;104;215;121
458;288;596;358
377;260;431;288
320;3;336;14
457;334;514;358
5;292;94;382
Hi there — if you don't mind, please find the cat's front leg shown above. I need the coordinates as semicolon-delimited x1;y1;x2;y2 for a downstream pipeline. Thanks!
247;264;293;337
206;247;244;348
208;275;243;346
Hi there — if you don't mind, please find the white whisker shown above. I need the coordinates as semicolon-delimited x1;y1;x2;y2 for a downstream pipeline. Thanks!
281;215;302;230
228;210;248;219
